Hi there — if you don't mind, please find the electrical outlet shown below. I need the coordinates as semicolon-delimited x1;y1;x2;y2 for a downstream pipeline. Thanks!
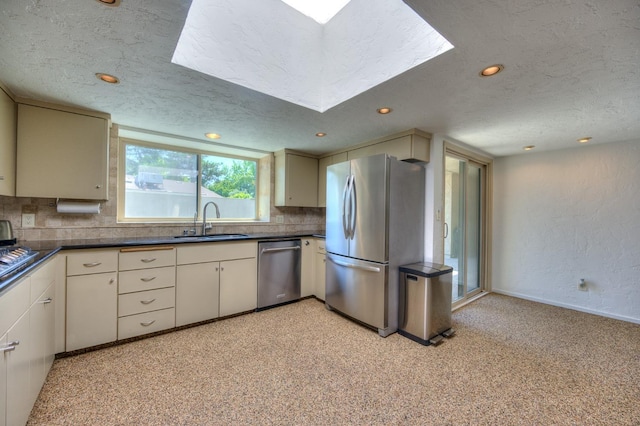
577;278;588;291
22;213;35;228
275;215;284;224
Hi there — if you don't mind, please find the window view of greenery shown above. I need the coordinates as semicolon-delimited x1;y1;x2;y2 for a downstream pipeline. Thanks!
124;143;257;221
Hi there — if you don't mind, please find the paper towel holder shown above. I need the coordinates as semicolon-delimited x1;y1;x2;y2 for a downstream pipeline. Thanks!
56;199;102;214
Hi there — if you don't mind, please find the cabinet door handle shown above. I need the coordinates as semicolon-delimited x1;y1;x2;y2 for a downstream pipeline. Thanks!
7;340;19;347
140;277;156;282
39;297;53;304
140;258;156;263
109;278;115;284
140;320;156;327
140;298;156;305
0;345;16;353
83;262;102;268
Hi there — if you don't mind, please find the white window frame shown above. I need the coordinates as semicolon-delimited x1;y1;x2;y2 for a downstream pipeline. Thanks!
117;139;264;224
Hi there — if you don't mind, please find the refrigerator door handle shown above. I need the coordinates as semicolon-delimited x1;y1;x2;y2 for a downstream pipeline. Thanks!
327;255;381;273
342;176;351;239
349;175;357;240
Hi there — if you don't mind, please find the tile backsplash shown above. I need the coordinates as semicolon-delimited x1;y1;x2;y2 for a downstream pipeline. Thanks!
0;125;324;242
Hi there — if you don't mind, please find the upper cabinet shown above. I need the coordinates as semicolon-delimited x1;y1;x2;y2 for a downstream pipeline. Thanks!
0;87;16;196
317;152;347;208
16;103;110;200
275;149;318;207
317;129;431;207
346;129;431;162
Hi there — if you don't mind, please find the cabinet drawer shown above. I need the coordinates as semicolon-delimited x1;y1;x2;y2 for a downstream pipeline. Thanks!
118;287;175;317
118;308;175;340
67;250;118;276
119;247;175;271
177;241;256;265
119;266;175;294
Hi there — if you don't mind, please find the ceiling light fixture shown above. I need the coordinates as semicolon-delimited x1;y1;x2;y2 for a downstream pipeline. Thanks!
523;145;535;151
96;0;121;6
377;107;392;114
480;64;504;77
577;137;592;143
205;133;221;140
315;132;327;137
95;73;119;84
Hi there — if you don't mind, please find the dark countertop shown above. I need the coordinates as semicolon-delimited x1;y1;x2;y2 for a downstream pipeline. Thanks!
1;232;326;296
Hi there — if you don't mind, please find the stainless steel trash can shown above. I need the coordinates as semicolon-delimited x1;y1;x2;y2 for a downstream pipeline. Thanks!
398;262;454;346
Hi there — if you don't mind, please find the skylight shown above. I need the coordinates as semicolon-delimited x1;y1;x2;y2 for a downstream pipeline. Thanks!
280;0;351;24
172;0;454;113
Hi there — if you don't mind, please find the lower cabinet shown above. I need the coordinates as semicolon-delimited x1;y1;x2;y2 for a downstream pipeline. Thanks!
315;240;326;301
5;312;30;426
65;249;119;352
176;242;257;325
1;258;56;426
28;284;55;408
66;272;117;351
219;258;257;317
300;238;315;298
176;262;220;327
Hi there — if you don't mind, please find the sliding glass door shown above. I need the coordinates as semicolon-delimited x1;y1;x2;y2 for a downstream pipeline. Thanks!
444;151;487;304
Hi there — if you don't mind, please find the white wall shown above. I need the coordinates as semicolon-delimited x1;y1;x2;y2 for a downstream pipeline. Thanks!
492;139;640;323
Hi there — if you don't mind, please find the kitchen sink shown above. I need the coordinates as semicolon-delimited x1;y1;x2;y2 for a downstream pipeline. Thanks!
173;233;248;240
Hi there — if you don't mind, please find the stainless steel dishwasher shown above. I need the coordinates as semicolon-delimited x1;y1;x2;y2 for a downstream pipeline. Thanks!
257;240;301;310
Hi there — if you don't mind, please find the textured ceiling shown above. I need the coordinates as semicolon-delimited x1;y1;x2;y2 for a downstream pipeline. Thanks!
0;0;638;157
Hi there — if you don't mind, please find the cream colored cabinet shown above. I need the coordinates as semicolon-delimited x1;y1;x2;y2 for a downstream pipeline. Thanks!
1;263;55;426
176;242;257;326
27;260;56;411
28;283;55;408
16;103;110;200
66;250;118;351
275;149;318;207
5;311;30;426
317;152;348;207
0;277;30;426
0;87;16;197
300;238;315;297
347;130;431;162
176;262;219;326
117;247;176;340
219;257;257;317
315;240;326;301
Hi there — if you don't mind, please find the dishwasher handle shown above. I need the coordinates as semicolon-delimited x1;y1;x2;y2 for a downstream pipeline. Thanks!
260;246;301;255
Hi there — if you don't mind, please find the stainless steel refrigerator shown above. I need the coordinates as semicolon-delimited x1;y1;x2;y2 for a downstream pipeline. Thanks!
325;153;425;336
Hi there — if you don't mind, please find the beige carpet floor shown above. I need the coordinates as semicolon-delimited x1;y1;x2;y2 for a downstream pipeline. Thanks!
28;294;639;425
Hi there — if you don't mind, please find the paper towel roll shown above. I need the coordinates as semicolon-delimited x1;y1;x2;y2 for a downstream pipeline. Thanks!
56;201;101;214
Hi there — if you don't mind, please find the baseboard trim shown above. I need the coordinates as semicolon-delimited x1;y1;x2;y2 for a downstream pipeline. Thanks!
491;289;640;324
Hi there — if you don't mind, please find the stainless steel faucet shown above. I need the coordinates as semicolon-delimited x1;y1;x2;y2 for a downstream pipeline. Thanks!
202;201;220;235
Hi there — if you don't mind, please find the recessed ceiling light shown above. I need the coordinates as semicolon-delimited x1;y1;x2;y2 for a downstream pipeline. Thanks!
96;0;121;6
480;64;504;77
95;73;119;84
205;133;221;140
315;132;327;137
577;137;592;143
523;145;535;151
377;107;392;114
